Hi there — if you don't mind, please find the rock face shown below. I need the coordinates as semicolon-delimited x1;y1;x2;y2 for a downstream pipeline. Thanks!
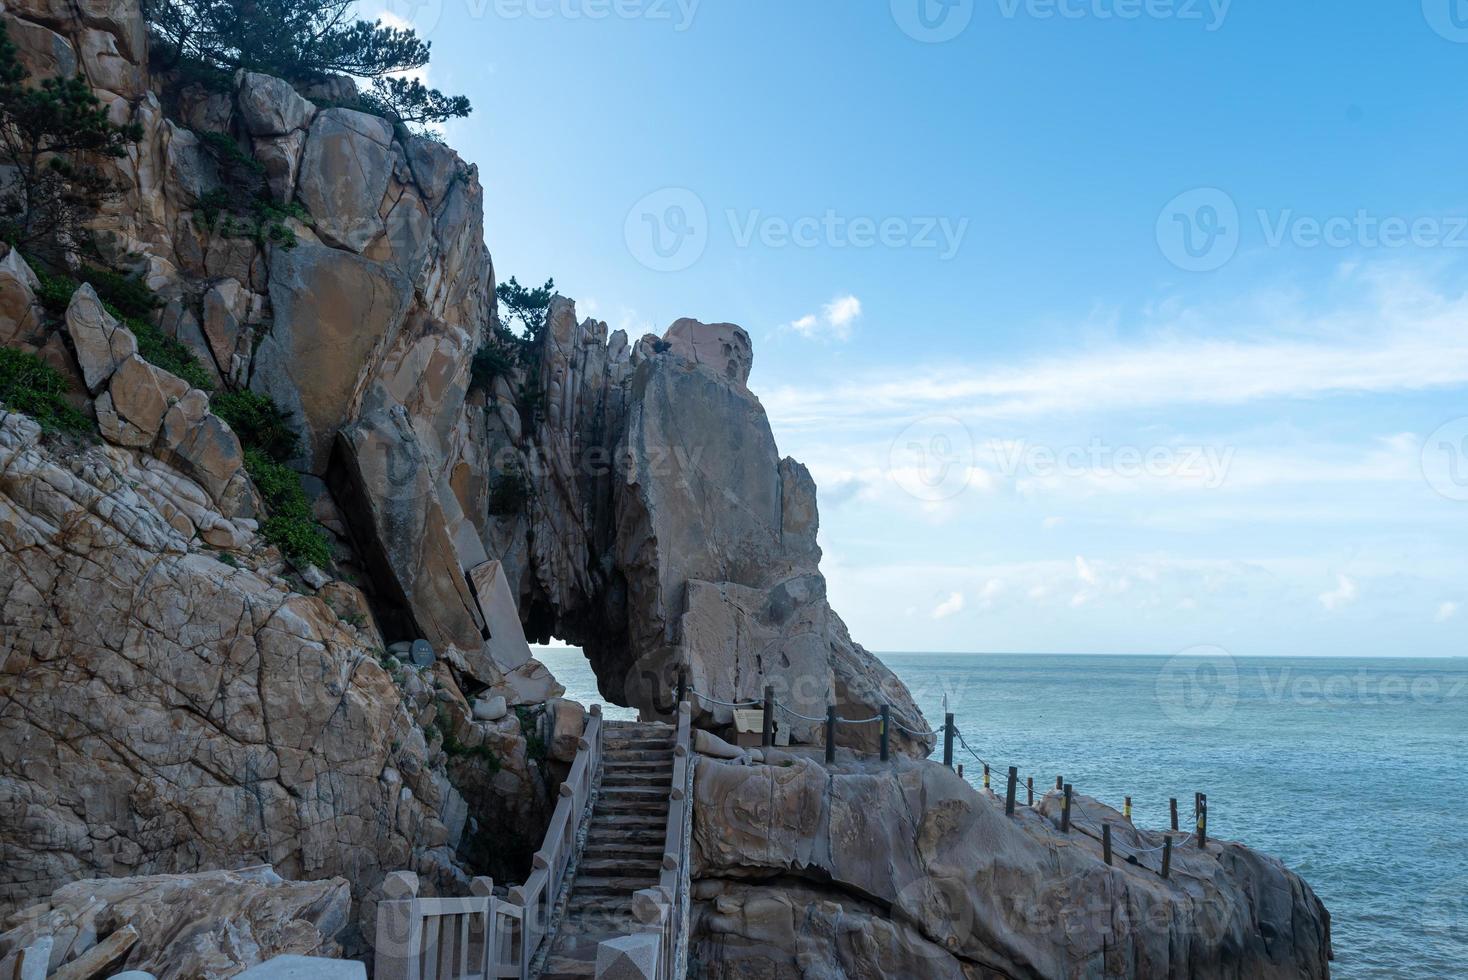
0;867;350;979
691;754;1332;979
0;414;470;918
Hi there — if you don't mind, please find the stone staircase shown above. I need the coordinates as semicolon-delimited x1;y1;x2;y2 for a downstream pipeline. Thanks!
540;721;676;979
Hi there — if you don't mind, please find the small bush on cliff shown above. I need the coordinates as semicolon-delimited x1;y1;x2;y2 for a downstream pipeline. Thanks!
242;447;332;569
0;23;142;258
144;0;472;126
211;390;300;462
0;347;92;436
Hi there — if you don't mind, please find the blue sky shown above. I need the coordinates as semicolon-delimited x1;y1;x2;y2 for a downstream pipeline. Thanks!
361;0;1468;657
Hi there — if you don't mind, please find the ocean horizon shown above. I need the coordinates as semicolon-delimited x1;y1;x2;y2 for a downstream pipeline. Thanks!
538;649;1468;978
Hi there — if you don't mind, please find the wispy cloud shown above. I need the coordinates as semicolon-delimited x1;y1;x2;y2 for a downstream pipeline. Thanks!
1437;601;1460;623
932;592;965;619
766;270;1468;427
789;294;862;341
1319;574;1360;611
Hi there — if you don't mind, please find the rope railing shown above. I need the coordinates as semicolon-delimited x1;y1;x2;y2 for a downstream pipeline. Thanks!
680;672;1210;881
953;720;1208;878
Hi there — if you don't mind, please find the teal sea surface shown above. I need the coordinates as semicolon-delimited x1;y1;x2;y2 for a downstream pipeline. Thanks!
538;650;1468;978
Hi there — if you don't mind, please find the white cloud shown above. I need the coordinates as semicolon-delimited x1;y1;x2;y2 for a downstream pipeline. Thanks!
1319;574;1359;611
1042;516;1065;530
823;295;862;331
1437;601;1460;623
931;592;965;619
788;294;862;341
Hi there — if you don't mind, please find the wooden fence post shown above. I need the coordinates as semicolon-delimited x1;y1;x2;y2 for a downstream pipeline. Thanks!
1161;837;1173;879
943;713;955;769
677;669;688;706
957;764;964;779
1027;776;1034;807
1103;824;1113;866
1005;767;1018;816
1056;775;1063;791
1170;797;1178;831
1124;796;1132;821
1061;784;1073;833
879;704;891;761
762;685;775;748
982;763;990;791
1196;793;1208;848
825;706;837;765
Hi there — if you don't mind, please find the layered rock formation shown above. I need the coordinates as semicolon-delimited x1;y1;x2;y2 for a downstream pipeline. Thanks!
691;752;1331;979
0;867;352;979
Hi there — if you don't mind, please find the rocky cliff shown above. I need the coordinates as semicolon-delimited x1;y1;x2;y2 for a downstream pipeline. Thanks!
0;1;1329;977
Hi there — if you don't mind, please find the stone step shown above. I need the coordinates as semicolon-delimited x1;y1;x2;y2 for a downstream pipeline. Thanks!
601;749;674;763
600;771;671;786
576;857;661;875
584;829;667;848
573;874;660;895
580;842;668;860
590;813;666;827
595;805;666;819
600;784;669;795
603;734;674;745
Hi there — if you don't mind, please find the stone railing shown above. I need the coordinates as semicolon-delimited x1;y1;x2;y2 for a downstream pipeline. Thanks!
375;704;602;980
592;701;693;980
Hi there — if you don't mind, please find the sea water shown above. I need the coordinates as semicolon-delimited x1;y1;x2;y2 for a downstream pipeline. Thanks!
537;649;1468;977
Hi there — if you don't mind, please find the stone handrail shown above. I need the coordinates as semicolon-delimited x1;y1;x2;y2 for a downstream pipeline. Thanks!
375;705;602;980
593;701;692;980
510;704;602;971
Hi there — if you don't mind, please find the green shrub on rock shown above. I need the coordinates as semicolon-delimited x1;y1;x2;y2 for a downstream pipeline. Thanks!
0;347;91;436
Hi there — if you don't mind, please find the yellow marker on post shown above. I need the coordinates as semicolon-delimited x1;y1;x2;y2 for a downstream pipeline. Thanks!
1124;796;1132;821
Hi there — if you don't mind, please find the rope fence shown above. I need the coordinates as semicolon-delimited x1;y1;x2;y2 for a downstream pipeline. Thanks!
678;671;1212;881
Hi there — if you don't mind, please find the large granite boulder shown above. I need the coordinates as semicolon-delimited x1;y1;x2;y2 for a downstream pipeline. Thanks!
251;244;414;472
0;867;350;979
691;754;1331;979
296;109;394;252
